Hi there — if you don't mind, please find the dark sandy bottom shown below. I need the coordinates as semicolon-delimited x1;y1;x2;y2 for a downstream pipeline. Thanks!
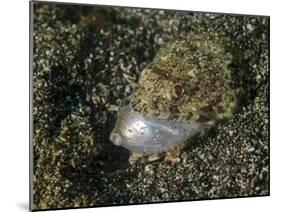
31;2;269;210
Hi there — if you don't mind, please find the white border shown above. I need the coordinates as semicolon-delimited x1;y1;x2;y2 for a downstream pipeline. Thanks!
1;0;279;212
34;0;271;15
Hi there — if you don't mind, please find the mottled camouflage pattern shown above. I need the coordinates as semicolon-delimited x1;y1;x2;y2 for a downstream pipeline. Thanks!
131;33;241;123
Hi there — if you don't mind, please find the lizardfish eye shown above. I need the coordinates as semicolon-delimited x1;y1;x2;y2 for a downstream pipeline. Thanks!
174;84;184;97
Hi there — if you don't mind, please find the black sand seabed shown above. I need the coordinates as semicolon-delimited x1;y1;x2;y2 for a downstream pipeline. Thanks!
31;2;269;210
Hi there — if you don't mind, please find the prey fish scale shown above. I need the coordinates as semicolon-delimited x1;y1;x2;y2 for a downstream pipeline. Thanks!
110;32;242;163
